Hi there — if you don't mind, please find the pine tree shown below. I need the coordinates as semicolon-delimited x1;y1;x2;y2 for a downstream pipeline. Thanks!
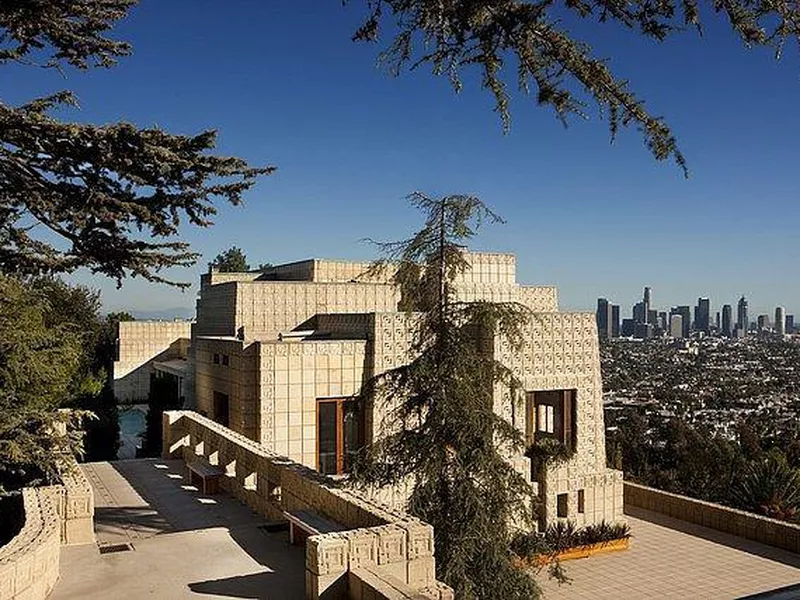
354;0;800;175
351;193;538;599
0;2;272;287
211;247;251;273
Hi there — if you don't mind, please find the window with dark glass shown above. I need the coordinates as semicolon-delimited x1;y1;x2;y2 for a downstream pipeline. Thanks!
317;398;362;475
578;489;585;514
213;353;220;365
557;493;569;518
526;390;577;450
221;354;229;366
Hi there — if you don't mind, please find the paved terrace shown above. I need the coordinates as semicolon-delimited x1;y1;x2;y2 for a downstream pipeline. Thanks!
50;459;305;599
540;507;800;599
49;458;800;599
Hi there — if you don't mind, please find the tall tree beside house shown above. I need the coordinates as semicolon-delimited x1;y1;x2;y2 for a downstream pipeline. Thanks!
0;275;88;493
350;193;538;599
0;2;272;288
140;375;182;458
210;247;250;273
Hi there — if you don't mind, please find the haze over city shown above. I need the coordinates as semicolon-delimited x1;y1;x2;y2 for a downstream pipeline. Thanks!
5;1;799;317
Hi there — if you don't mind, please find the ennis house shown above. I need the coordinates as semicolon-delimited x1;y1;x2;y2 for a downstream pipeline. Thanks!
119;253;623;528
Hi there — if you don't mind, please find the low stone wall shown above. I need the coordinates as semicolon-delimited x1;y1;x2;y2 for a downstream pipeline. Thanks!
0;487;61;600
163;410;453;599
348;568;452;600
624;482;800;554
0;459;95;600
59;463;95;545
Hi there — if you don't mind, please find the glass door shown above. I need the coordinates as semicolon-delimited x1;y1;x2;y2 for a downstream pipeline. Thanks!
317;398;361;475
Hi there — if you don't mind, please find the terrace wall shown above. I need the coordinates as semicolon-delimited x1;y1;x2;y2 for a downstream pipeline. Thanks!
0;463;94;599
624;482;800;554
162;410;453;599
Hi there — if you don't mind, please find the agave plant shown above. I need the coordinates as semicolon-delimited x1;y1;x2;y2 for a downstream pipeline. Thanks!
544;521;579;551
579;521;632;546
731;453;800;521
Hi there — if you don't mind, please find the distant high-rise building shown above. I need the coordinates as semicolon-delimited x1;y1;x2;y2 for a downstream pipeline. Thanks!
611;305;620;338
786;314;794;334
643;287;652;323
621;318;635;337
634;322;653;339
658;311;668;332
647;309;658;328
737;296;749;333
671;306;692;338
695;297;711;333
633;301;646;324
757;314;770;331
722;304;733;337
775;306;786;335
715;311;721;330
669;314;684;338
596;298;613;339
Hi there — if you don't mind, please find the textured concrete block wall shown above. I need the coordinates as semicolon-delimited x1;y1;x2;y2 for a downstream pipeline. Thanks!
233;282;400;340
59;463;95;545
194;338;260;440
0;488;61;600
496;311;623;527
0;459;95;600
624;482;800;554
195;283;238;336
161;411;452;600
113;321;192;403
258;340;368;468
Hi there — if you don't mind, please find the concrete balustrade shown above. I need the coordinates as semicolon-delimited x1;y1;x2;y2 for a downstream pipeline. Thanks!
624;481;800;554
0;460;94;600
162;410;453;599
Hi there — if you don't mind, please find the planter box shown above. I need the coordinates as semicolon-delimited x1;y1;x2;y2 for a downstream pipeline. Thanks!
549;537;629;563
513;537;630;569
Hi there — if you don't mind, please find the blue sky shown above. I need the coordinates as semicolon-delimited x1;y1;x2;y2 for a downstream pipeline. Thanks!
5;1;800;318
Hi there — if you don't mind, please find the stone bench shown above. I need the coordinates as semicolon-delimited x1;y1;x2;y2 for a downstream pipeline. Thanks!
282;509;345;545
186;457;224;494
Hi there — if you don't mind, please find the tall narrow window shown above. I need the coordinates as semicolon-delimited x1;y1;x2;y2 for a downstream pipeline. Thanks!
212;391;229;427
526;390;577;450
557;493;569;518
578;489;585;514
317;398;362;475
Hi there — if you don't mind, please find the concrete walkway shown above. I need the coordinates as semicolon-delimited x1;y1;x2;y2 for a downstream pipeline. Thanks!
50;459;305;599
539;507;800;599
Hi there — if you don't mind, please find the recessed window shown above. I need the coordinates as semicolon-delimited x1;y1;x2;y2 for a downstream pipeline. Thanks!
578;489;585;514
221;354;230;366
557;493;568;518
213;353;220;365
526;390;577;451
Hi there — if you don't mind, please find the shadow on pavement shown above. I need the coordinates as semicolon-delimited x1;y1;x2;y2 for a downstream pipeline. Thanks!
187;528;306;598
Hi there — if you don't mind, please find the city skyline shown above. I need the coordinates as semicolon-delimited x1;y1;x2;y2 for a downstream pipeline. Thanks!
597;286;796;339
593;287;798;327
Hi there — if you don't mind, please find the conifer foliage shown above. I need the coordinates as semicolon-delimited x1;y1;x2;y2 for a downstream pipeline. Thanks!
351;193;539;599
354;0;800;175
0;1;272;287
